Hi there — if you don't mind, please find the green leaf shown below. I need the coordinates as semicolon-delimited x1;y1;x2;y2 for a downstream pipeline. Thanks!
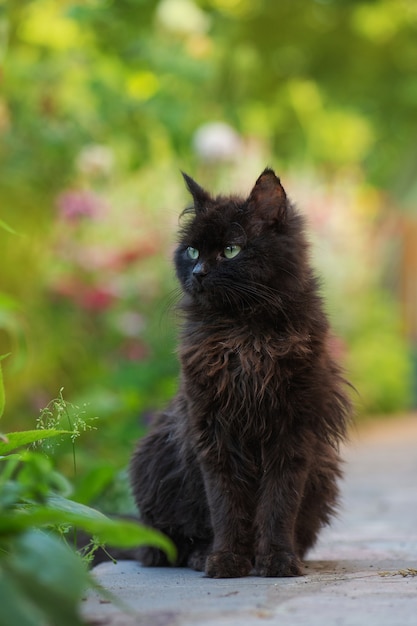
0;478;24;509
0;219;18;235
91;517;177;558
0;495;176;562
0;507;80;535
0;567;43;626
0;355;9;420
0;429;72;455
46;493;108;521
0;500;106;535
46;495;177;561
4;530;88;626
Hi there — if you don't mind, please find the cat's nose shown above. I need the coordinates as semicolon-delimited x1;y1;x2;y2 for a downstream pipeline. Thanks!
192;261;208;282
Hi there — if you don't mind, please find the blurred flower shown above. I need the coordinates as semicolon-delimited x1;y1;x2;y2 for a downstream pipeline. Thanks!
327;335;347;362
76;144;115;178
156;0;210;35
51;278;117;312
61;241;158;274
80;286;116;311
193;122;242;162
109;242;159;271
119;338;149;362
56;189;105;222
113;311;145;338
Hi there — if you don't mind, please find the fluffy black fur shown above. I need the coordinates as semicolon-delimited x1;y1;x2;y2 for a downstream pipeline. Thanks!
130;169;352;578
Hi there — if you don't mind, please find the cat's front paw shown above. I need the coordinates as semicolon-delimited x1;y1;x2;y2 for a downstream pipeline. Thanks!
255;551;303;577
138;546;170;567
188;545;210;571
205;551;252;578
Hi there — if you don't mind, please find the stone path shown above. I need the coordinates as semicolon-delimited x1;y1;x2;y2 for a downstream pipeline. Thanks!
83;415;417;626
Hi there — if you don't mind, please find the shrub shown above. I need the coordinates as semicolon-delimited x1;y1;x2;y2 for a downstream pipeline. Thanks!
0;362;175;626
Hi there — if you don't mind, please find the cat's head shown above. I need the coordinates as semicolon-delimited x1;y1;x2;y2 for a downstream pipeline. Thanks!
174;168;310;316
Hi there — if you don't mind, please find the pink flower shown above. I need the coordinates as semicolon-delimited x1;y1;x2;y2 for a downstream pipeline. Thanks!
327;335;347;361
80;286;116;311
56;190;104;222
119;339;149;361
108;242;159;271
50;278;117;312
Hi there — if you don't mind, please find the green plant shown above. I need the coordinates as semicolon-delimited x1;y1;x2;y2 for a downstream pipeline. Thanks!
0;361;175;626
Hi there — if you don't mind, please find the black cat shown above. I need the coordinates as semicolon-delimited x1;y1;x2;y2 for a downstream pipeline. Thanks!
130;169;352;578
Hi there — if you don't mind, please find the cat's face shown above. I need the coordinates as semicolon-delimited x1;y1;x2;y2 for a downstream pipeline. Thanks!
174;169;308;315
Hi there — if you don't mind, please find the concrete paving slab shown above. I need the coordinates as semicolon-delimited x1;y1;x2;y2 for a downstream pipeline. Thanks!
83;416;417;626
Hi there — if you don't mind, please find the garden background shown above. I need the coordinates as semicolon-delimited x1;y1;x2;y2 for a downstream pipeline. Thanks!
1;0;417;516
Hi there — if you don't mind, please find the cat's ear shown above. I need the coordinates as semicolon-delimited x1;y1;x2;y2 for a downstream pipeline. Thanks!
182;172;210;212
247;168;287;228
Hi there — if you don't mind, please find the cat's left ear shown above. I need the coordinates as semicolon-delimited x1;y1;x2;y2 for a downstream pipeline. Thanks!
247;168;288;227
182;172;210;212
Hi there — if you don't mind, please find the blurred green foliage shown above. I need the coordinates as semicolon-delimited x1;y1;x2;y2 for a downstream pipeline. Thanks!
3;0;417;194
0;374;175;626
0;0;415;489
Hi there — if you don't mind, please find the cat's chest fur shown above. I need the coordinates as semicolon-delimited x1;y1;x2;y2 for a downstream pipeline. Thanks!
179;320;312;423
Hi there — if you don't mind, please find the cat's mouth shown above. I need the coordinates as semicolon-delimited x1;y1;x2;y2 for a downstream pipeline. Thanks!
188;276;213;301
185;275;286;319
191;274;206;293
187;278;262;314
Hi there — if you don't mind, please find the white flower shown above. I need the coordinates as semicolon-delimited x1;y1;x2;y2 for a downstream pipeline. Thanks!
157;0;210;35
193;122;242;161
76;144;114;178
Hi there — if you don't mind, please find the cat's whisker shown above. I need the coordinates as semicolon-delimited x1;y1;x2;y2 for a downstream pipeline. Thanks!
162;287;183;317
217;280;283;313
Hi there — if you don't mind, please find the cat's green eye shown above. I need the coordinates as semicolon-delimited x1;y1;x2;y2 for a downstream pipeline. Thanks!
187;246;199;260
224;244;241;259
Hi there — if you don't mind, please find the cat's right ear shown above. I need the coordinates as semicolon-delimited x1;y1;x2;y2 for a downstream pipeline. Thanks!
181;172;210;212
247;168;288;230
